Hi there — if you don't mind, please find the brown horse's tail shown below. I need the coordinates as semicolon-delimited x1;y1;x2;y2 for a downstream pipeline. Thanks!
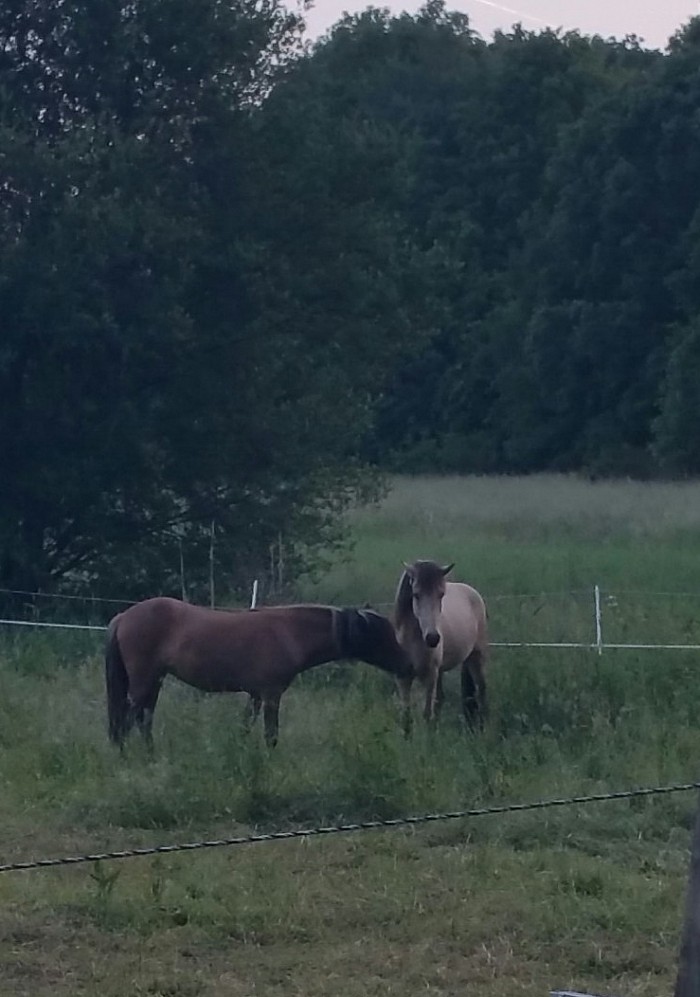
105;620;130;747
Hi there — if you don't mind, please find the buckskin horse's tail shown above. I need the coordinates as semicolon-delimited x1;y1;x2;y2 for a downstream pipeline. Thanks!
105;619;130;747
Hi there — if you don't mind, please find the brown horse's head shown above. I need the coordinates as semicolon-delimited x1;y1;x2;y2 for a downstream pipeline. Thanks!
337;608;413;678
398;560;454;649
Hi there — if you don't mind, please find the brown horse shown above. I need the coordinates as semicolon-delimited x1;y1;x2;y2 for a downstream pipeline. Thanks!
105;597;412;749
393;560;489;733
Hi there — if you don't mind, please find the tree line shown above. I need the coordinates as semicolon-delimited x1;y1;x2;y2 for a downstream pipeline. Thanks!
1;1;699;598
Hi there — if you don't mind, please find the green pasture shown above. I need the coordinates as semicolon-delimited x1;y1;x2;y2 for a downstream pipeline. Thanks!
2;474;700;996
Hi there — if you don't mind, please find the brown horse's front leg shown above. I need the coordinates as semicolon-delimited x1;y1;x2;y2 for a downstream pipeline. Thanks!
396;675;413;738
262;691;281;748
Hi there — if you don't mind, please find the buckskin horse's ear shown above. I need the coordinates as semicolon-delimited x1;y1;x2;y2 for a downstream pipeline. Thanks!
441;563;455;576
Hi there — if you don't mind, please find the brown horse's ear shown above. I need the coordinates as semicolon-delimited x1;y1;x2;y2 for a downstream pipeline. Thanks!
402;561;414;578
441;563;455;576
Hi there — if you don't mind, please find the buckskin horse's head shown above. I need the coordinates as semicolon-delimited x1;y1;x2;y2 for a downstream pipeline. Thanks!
401;559;454;649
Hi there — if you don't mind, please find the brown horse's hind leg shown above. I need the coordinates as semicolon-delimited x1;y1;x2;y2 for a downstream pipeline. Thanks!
262;691;282;748
133;681;162;753
243;693;262;731
461;652;487;730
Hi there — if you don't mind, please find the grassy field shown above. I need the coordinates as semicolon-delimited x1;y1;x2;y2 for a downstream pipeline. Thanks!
2;473;700;996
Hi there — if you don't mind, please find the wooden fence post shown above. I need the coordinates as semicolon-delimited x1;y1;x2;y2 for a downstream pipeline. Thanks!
675;792;700;997
178;537;187;602
209;520;216;608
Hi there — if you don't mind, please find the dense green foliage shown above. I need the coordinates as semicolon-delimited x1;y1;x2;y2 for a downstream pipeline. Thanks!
0;0;434;597
2;0;700;596
343;6;700;478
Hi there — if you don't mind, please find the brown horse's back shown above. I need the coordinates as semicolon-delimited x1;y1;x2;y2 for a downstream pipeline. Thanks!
113;597;339;696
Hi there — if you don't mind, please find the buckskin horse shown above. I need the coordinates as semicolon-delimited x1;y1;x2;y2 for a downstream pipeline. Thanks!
105;597;412;749
393;560;489;733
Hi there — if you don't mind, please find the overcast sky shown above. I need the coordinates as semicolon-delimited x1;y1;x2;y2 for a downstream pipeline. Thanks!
303;0;698;51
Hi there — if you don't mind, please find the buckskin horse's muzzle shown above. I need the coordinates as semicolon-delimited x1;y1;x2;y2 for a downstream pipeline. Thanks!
425;630;441;649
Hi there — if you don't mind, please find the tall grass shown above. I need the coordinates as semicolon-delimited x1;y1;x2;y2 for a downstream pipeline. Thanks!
298;473;700;603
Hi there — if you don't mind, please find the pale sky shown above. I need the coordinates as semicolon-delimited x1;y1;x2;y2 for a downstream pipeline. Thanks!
303;0;699;50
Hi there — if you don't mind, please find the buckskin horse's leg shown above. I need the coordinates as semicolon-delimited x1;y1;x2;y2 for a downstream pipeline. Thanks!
434;672;445;721
423;664;441;725
472;653;488;726
461;652;487;730
396;675;413;738
262;691;281;748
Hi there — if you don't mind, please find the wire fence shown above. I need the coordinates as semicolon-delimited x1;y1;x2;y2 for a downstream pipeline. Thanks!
0;618;108;632
2;583;700;652
0;587;135;606
2;779;699;875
